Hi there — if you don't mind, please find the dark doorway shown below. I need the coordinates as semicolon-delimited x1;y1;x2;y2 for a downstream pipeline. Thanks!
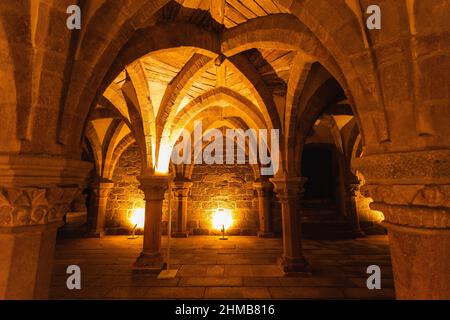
301;143;336;206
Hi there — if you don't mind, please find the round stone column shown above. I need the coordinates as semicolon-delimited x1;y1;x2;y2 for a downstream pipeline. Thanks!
354;150;450;300
270;176;311;274
171;179;193;238
88;178;114;237
253;180;274;238
0;155;91;299
346;179;365;237
133;174;169;272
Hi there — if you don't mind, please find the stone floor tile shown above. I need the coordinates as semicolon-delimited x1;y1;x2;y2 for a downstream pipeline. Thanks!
144;287;206;299
206;265;225;276
178;277;243;287
243;277;281;287
269;287;346;299
178;265;208;276
104;286;150;299
277;276;351;287
205;287;271;299
49;285;113;300
250;265;284;277
50;235;395;300
224;265;254;276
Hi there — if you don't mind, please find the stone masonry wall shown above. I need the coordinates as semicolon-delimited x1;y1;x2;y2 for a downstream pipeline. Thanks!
187;163;259;235
106;143;144;231
105;143;261;235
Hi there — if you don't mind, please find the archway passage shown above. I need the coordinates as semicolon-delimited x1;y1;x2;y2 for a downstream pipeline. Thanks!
1;0;449;300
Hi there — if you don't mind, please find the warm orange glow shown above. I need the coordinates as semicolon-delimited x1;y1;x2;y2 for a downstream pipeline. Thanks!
371;209;385;223
130;208;145;229
212;208;233;231
155;140;173;174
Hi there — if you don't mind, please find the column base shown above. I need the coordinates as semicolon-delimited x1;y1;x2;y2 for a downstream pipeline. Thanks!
172;231;189;238
278;256;312;275
384;222;450;300
133;252;164;274
258;231;275;238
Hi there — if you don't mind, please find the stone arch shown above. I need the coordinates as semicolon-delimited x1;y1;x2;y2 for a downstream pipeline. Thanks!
97;89;148;174
104;133;136;181
184;136;262;183
291;78;345;176
84;122;103;174
101;122;132;178
155;53;214;142
220;14;371;174
67;27;221;164
169;88;267;143
183;117;263;182
120;89;153;172
125;61;157;160
58;0;172;149
65;12;368;163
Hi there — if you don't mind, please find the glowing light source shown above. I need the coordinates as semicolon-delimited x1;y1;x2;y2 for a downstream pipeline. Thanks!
212;208;233;240
128;208;145;239
130;208;145;229
155;139;174;174
371;209;385;223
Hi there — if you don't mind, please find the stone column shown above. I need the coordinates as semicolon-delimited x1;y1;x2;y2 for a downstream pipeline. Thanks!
88;178;114;237
0;155;91;299
271;176;311;274
171;179;193;238
346;180;365;237
134;174;169;271
253;181;274;238
354;150;450;300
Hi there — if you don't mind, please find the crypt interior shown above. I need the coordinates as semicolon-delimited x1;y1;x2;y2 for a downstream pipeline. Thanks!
0;0;449;300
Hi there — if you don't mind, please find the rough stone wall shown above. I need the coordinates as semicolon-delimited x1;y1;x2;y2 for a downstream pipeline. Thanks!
106;143;144;231
187;164;259;235
105;143;261;235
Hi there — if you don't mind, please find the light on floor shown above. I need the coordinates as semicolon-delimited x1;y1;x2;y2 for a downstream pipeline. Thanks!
128;208;145;239
212;208;233;240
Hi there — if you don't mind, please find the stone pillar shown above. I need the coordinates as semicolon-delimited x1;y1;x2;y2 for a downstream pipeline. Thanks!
346;180;365;237
354;150;450;300
88;178;114;237
134;174;169;272
171;179;193;238
253;181;274;238
0;155;91;299
271;176;311;274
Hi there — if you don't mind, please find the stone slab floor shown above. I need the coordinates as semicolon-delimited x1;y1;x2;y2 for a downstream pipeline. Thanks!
49;235;395;300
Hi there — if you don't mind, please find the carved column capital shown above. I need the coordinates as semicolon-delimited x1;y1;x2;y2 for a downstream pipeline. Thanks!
171;179;193;198
354;151;450;299
253;181;273;197
270;176;307;202
353;150;450;229
360;184;450;229
0;187;80;227
138;174;169;201
89;179;114;198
